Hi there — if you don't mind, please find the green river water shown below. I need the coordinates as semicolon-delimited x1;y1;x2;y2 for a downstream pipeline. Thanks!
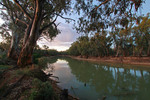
43;57;150;100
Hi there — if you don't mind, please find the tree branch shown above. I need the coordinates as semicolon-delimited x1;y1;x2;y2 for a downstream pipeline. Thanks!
55;13;75;21
0;8;7;10
13;0;32;20
0;2;10;10
93;0;110;11
15;18;28;26
40;16;58;33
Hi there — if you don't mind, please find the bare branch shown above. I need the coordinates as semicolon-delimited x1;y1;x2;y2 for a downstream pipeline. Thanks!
13;0;32;20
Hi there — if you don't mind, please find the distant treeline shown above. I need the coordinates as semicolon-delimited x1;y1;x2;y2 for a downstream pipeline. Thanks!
68;16;150;58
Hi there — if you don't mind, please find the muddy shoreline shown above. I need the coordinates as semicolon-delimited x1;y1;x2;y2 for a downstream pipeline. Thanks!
68;56;150;66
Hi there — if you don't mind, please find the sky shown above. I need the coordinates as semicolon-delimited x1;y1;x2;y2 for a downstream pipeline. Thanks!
0;0;150;51
38;0;150;51
37;22;80;51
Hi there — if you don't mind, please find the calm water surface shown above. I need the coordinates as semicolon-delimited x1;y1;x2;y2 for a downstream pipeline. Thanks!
44;57;150;100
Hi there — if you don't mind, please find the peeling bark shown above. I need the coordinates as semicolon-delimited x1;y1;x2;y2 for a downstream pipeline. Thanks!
17;0;43;67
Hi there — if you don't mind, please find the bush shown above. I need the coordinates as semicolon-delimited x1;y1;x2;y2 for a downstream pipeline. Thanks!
38;57;57;68
0;65;12;75
29;79;57;100
33;53;42;64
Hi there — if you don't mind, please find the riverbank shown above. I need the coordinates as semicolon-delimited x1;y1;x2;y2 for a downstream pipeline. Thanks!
0;64;78;100
69;56;150;66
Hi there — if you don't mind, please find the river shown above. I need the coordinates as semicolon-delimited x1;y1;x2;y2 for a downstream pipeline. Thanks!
43;57;150;100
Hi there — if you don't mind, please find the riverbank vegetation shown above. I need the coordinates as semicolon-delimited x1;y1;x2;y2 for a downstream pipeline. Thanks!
68;14;150;58
0;0;148;100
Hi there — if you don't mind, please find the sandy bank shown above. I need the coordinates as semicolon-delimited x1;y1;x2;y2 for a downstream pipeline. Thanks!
69;56;150;66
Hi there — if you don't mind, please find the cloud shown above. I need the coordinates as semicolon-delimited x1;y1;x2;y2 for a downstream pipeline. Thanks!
37;23;80;51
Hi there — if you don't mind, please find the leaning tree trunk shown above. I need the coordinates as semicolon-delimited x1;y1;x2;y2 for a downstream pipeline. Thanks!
17;0;43;67
17;36;38;66
7;28;20;60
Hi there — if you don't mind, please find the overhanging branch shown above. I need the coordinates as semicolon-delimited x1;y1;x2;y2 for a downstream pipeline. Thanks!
55;13;75;21
13;0;32;20
40;16;58;33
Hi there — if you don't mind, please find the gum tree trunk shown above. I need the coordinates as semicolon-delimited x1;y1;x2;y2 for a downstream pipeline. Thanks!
7;27;20;60
17;0;43;67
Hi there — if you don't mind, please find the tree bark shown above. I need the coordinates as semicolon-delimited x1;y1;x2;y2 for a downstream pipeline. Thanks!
116;45;121;57
132;45;135;56
23;23;32;46
139;46;143;57
147;40;150;56
7;27;20;60
17;0;43;67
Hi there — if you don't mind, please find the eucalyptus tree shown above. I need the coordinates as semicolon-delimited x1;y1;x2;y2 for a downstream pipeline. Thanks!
0;0;72;67
0;1;26;59
74;0;144;57
74;0;143;33
68;41;80;56
133;14;150;56
94;33;112;57
77;36;90;58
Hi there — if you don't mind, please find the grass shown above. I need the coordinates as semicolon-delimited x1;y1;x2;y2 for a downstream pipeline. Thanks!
0;65;12;75
29;78;58;100
0;65;11;70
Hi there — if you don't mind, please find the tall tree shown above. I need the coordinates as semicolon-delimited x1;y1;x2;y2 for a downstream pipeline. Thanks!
74;0;143;34
0;0;72;67
133;14;150;56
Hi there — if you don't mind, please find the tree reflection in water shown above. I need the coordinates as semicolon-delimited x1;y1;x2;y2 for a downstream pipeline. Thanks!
44;57;150;100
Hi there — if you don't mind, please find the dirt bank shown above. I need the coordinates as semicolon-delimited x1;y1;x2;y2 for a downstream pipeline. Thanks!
0;65;78;100
69;56;150;66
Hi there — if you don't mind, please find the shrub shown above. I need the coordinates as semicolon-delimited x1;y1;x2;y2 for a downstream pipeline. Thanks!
37;57;57;68
33;53;42;64
29;79;57;100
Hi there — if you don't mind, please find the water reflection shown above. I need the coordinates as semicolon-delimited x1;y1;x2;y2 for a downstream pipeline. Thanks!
44;57;150;100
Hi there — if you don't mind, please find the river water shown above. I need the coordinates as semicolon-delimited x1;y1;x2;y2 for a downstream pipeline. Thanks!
43;57;150;100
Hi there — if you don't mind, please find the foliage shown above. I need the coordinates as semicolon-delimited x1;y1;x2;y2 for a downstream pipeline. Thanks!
0;49;9;65
74;0;144;34
68;35;113;57
0;65;12;76
0;42;10;52
29;79;57;100
38;57;54;67
33;49;59;64
0;49;7;59
69;14;150;57
68;41;80;56
0;0;73;66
